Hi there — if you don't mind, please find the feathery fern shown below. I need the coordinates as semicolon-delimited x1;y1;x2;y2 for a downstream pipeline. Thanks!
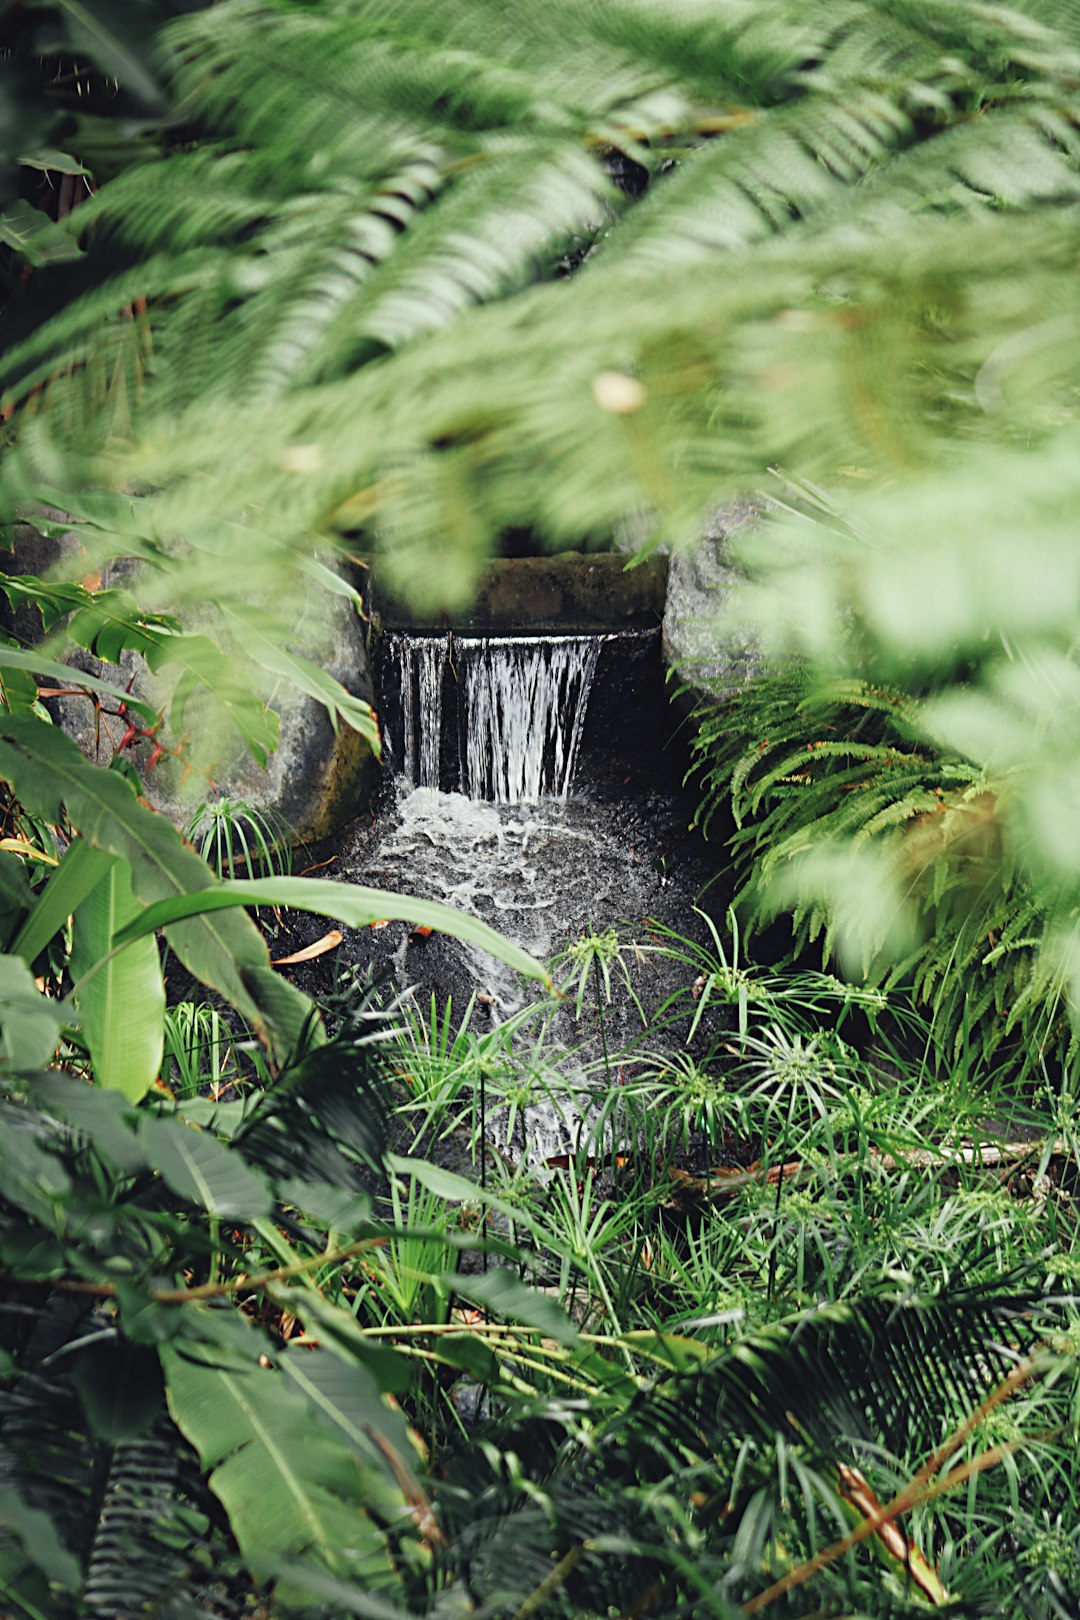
6;0;1080;615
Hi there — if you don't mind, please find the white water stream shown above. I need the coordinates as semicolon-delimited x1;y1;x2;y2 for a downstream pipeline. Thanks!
391;633;601;802
348;630;694;1162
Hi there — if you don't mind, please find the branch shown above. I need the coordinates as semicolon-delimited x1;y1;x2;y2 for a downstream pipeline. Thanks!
740;1354;1047;1615
48;1236;383;1304
670;1138;1070;1204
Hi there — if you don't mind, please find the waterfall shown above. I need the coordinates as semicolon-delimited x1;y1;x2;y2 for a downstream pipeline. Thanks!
389;632;601;803
395;634;446;789
356;623;700;1164
458;636;601;803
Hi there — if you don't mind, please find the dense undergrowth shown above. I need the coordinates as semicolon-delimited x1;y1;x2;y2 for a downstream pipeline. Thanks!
5;891;1080;1616
5;0;1080;1613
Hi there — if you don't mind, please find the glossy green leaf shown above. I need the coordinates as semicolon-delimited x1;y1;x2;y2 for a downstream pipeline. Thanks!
264;1287;409;1394
163;1318;397;1584
29;1071;147;1174
0;644;157;721
0;952;63;1071
139;1115;272;1219
387;1153;545;1240
12;838;116;965
70;858;164;1101
0;200;82;266
277;1345;418;1489
111;874;551;988
444;1267;578;1345
0;1122;71;1221
0;717;313;1062
18;148;91;176
616;1331;714;1373
0;664;38;718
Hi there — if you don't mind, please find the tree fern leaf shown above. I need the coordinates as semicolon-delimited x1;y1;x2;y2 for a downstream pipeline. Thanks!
81;1439;185;1620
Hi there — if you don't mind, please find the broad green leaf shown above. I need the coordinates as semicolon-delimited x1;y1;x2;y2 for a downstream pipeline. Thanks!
139;1115;272;1219
0;574;116;634
70;858;164;1100
0;644;157;721
18;148;91;176
0;1487;81;1593
444;1268;578;1345
222;604;381;752
0;852;33;950
70;1338;164;1440
12;838;116;965
0;1122;71;1222
0;664;38;718
254;1563;410;1620
271;1175;371;1231
115;1282;185;1346
296;555;363;603
0;483;154;546
0;717;313;1061
163;1318;397;1584
149;632;280;766
387;1153;544;1240
415;1332;501;1384
277;1345;418;1495
616;1331;714;1373
267;1287;408;1393
111;875;551;988
29;1071;147;1174
0;953;63;1070
64;585;177;662
177;1096;251;1139
0;200;82;266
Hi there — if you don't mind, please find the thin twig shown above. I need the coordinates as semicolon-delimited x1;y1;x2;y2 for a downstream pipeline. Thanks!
510;1544;587;1620
49;1236;383;1304
740;1355;1046;1615
678;1139;1071;1204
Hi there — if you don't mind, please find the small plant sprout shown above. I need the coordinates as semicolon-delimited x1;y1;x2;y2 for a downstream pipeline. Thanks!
184;794;294;880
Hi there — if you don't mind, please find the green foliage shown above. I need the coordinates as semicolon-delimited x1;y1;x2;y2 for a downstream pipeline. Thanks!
0;726;545;1110
162;1000;248;1100
184;794;293;881
7;0;1080;612
5;974;1080;1617
0;1014;426;1617
5;2;1080;1614
688;442;1080;1073
69;854;165;1100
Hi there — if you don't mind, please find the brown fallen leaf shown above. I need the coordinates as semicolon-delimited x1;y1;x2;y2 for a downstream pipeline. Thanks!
271;929;343;966
838;1464;948;1604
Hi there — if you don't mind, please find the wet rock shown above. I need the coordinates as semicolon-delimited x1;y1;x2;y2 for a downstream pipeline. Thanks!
372;551;668;634
661;502;766;711
5;524;378;844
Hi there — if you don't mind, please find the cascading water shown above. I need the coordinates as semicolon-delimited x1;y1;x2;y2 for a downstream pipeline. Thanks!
341;626;710;1163
394;635;446;790
458;636;600;803
391;632;601;802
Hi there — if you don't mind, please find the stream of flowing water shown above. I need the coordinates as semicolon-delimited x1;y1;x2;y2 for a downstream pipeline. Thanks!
338;629;711;1162
390;632;602;801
